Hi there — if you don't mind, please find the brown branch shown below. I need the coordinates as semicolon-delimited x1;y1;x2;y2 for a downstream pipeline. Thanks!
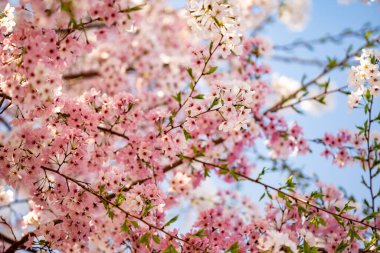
97;126;130;140
274;24;380;51
62;71;100;81
0;233;14;245
4;233;32;253
4;219;62;253
277;85;348;112
40;166;203;251
0;116;11;131
264;37;379;115
185;156;380;231
172;35;224;117
272;55;324;67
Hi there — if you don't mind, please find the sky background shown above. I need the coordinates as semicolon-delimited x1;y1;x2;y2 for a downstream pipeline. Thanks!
166;0;380;227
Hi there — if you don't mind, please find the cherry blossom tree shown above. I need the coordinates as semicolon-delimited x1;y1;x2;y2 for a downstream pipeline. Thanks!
0;0;379;252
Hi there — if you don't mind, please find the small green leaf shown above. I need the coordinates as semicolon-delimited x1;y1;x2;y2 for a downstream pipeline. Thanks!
364;31;372;40
209;41;214;54
168;116;174;126
204;66;218;75
327;57;337;69
163;215;179;228
130;220;139;228
115;193;126;206
172;92;182;105
122;4;145;13
183;129;192;140
192;228;206;238
138;232;151;249
152;234;160;244
336;241;348;253
107;209;115;220
121;219;131;233
193;94;204;99
162;244;179;253
209;97;219;109
226;242;239;253
187;68;195;81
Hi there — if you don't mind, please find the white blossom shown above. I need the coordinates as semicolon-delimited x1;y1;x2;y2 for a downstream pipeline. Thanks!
347;49;379;108
187;0;242;58
0;4;16;34
258;230;298;253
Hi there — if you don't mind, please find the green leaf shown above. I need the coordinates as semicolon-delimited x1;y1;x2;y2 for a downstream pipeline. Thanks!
231;171;239;181
152;234;160;244
265;188;273;200
348;227;361;241
285;175;296;190
130;220;139;228
193;94;204;99
107;209;115;220
183;129;192;140
187;68;195;81
204;167;211;178
122;4;145;13
364;89;371;102
168;116;174;126
309;191;324;200
204;66;218;75
209;97;219;109
142;202;155;217
211;16;223;27
303;240;319;253
162;244;179;253
121;219;131;234
336;241;348;253
192;228;206;238
364;31;372;40
98;184;105;195
138;232;151;249
226;242;239;253
172;92;182;105
327;57;338;69
163;215;179;228
310;215;326;229
363;211;379;221
209;41;214;54
256;167;267;181
115;193;126;206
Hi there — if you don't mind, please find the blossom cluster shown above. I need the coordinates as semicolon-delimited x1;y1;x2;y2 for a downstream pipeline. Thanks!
0;3;15;34
187;0;243;57
212;80;256;132
347;49;380;108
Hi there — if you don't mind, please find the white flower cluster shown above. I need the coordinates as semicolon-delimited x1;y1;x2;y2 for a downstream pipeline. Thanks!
187;0;242;58
347;49;380;108
213;80;256;132
258;230;298;253
0;3;16;34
